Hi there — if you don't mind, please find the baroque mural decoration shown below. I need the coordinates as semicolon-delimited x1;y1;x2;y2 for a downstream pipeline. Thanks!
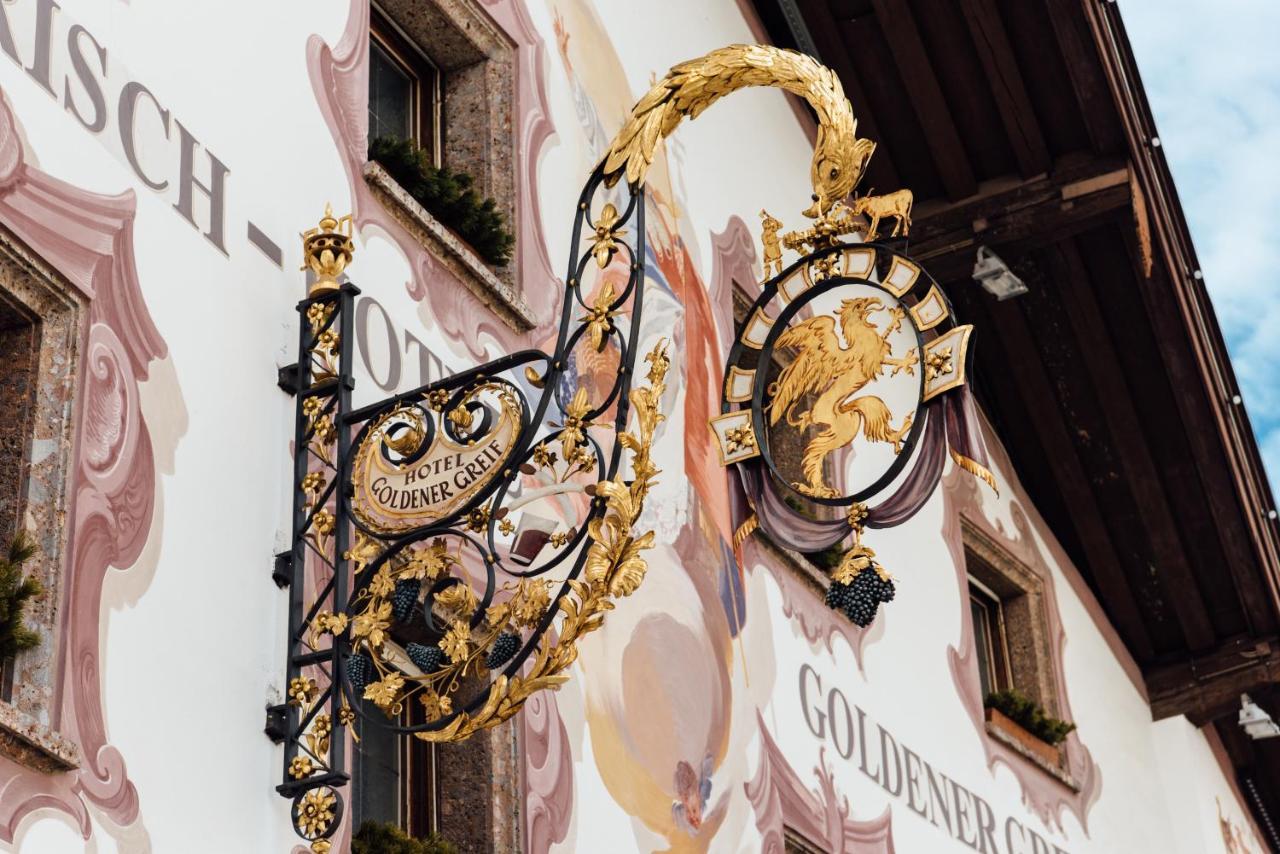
278;43;992;852
0;89;165;846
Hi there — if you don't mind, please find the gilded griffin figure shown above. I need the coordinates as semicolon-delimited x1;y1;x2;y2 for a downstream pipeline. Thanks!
768;297;919;498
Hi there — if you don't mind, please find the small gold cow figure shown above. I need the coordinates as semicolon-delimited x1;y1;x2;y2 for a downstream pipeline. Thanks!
849;189;914;241
759;209;784;280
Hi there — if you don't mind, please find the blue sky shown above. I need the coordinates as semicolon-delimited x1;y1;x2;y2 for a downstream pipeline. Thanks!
1122;0;1280;488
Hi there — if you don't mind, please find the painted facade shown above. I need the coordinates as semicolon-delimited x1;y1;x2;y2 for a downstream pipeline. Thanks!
0;0;1266;852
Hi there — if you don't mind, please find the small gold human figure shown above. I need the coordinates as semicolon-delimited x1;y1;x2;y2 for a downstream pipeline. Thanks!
759;210;784;280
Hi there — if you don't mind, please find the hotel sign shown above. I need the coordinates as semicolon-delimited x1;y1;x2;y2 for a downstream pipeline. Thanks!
350;385;521;534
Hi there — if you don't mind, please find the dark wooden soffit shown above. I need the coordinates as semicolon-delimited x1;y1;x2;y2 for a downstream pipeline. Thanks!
750;0;1280;726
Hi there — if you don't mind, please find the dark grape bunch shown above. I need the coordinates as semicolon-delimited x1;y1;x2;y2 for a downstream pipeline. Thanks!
485;632;521;670
391;578;421;622
346;652;374;693
406;642;444;673
825;566;896;627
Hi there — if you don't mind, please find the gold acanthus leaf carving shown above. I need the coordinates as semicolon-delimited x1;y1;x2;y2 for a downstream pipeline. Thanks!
602;45;875;217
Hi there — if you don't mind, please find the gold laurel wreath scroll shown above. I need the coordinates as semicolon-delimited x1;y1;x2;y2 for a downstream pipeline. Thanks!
604;44;874;217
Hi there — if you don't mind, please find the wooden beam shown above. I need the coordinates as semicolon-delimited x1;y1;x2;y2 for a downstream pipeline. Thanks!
908;159;1132;281
869;0;978;200
1045;241;1217;652
1043;0;1125;155
793;0;903;191
959;0;1051;178
1147;637;1280;724
949;279;1157;662
1098;228;1278;639
1114;231;1280;639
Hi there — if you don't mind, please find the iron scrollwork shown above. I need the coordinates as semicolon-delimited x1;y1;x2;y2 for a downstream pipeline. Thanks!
276;43;994;851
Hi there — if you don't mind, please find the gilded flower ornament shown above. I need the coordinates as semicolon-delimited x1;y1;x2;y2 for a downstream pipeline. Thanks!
466;506;490;532
725;425;755;453
588;202;625;268
427;388;450;410
289;755;315;780
311;509;335;536
295;787;337;838
305;302;333;333
288;676;318;707
925;346;953;382
531;445;557;470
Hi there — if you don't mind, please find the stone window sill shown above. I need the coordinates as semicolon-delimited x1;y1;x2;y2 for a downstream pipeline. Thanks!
984;721;1079;792
0;701;80;772
363;162;536;332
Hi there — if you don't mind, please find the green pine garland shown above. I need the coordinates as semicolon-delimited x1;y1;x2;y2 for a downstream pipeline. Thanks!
351;821;457;854
369;136;515;267
0;533;42;662
984;688;1076;746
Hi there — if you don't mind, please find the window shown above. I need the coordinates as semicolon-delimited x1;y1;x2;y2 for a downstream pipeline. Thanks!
360;0;535;329
352;704;437;836
369;6;440;160
969;577;1012;699
0;295;38;702
963;537;1056;711
785;829;828;854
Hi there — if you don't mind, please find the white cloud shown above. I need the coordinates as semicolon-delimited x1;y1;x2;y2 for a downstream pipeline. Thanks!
1122;0;1280;483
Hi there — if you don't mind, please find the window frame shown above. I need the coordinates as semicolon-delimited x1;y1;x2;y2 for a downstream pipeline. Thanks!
0;225;87;772
968;575;1013;698
369;4;442;163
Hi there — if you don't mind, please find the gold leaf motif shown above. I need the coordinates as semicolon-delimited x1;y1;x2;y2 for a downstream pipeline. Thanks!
352;601;392;650
368;566;395;598
485;601;511;628
832;545;875;585
511;579;551;629
434;584;477;621
363;672;405;712
404;538;453;580
420;689;453;722
345;531;382;576
441;620;472;664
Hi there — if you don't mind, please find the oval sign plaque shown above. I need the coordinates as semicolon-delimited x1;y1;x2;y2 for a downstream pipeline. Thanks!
351;385;521;534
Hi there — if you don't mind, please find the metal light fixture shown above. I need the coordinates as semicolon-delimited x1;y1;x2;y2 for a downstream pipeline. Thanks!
972;245;1028;301
1239;694;1280;740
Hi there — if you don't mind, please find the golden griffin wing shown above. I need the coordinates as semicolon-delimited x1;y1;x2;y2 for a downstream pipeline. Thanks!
768;315;844;426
